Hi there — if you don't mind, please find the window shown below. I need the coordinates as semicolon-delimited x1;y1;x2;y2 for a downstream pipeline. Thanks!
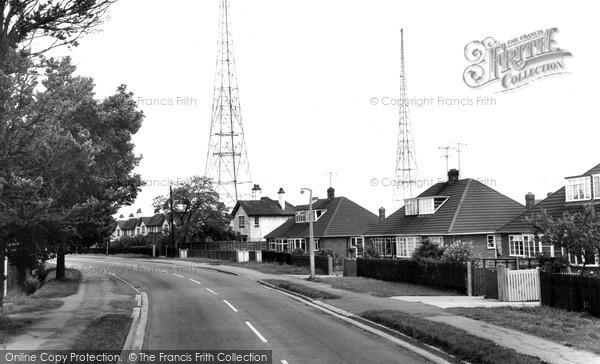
142;226;146;234
487;235;496;249
396;237;419;258
136;227;140;235
350;237;364;256
313;238;320;251
117;229;121;237
288;238;306;251
239;216;245;228
594;175;600;199
405;199;418;215
418;198;434;214
566;177;591;202
509;235;524;257
268;239;275;251
295;210;326;223
429;237;443;246
274;238;288;252
254;216;260;227
371;238;392;257
240;235;248;242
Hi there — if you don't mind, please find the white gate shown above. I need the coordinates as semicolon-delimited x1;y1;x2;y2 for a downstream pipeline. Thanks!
498;267;540;302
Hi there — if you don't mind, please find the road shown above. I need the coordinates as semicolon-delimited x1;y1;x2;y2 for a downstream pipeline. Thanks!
66;255;432;364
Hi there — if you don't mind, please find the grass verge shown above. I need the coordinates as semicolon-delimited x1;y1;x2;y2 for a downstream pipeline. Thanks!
0;316;32;345
71;313;132;351
362;310;543;364
448;306;600;354
170;258;326;275
2;268;82;315
263;279;340;299
315;276;460;297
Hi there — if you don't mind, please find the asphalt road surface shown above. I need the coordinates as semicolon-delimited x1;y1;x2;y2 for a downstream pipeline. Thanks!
66;256;432;364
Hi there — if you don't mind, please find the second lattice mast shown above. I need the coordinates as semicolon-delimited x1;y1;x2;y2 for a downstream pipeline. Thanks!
205;0;252;208
394;29;418;203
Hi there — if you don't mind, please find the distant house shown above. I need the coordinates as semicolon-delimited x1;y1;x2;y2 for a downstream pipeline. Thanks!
497;162;600;265
264;187;379;257
111;209;169;241
230;185;295;242
363;169;526;258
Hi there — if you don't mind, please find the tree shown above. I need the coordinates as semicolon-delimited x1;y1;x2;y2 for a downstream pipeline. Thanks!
529;203;600;274
153;176;237;249
1;57;143;283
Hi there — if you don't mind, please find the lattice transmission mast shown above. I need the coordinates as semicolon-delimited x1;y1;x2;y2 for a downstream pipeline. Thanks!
393;29;418;203
205;0;252;208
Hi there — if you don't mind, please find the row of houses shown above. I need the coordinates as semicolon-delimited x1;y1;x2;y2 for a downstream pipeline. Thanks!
110;162;600;265
229;162;600;265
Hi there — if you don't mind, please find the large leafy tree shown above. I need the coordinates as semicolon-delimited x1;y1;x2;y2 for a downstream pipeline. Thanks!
1;57;143;285
529;203;600;274
153;176;237;249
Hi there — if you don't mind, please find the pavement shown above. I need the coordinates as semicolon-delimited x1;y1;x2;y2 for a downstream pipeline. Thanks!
1;267;135;350
172;260;600;364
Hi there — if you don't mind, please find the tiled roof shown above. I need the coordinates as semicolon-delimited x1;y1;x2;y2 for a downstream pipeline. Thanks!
120;218;139;231
264;196;379;239
232;197;295;217
364;178;525;236
498;162;600;233
147;213;165;227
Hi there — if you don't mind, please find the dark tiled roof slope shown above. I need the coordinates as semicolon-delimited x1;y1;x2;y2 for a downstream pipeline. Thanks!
499;162;600;233
147;213;165;227
120;218;139;231
232;197;295;217
364;179;525;236
264;197;378;239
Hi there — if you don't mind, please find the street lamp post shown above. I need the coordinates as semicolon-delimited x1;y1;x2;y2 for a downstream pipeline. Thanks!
170;184;174;257
301;188;315;279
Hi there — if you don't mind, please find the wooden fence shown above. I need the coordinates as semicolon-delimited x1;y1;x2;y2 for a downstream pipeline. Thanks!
187;250;237;261
498;267;540;302
188;241;267;251
540;272;600;318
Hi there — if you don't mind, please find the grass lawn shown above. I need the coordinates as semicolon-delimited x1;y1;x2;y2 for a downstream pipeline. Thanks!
315;277;461;297
263;279;340;300
447;306;600;354
362;310;544;364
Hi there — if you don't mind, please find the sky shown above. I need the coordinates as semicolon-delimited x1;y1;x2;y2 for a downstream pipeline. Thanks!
62;0;600;218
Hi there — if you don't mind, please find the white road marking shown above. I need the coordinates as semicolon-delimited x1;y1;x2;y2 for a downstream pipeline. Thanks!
206;288;218;295
172;273;184;278
189;279;202;285
223;300;238;312
245;321;268;343
281;361;289;364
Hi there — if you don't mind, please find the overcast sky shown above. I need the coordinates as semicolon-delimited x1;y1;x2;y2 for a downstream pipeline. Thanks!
66;0;599;218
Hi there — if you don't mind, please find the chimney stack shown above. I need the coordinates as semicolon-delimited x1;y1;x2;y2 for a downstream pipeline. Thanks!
136;208;142;218
525;192;535;208
378;207;386;222
251;184;262;200
547;191;554;197
118;214;125;220
154;208;160;214
129;213;134;218
277;188;286;210
327;187;335;199
448;169;460;183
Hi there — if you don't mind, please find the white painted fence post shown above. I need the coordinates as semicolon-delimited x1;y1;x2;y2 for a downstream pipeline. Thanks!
467;261;473;297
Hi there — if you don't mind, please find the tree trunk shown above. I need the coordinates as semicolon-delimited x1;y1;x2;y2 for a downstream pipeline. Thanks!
56;250;65;280
0;254;5;309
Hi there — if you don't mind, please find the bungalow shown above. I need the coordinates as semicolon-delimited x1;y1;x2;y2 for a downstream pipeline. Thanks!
264;187;380;257
230;185;295;242
497;162;600;265
363;169;526;258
